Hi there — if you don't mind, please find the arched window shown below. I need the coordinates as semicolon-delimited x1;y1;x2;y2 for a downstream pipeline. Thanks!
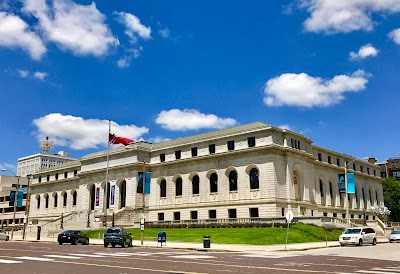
44;193;49;209
53;193;58;208
293;170;299;200
36;195;41;209
160;180;166;198
192;175;199;195
329;182;333;198
319;180;324;197
210;173;218;193
362;188;366;208
375;191;379;205
229;171;238;191
355;186;359;208
175;177;182;196
63;192;67;207
369;189;372;205
249;168;259;189
72;191;77;206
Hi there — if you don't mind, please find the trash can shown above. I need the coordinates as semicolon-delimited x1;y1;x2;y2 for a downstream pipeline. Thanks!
157;231;166;246
37;226;41;241
203;235;210;248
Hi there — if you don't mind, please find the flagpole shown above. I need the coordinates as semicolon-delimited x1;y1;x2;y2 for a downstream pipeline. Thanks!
103;120;111;225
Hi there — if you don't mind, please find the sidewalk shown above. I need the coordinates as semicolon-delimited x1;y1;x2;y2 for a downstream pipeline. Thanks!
10;233;356;252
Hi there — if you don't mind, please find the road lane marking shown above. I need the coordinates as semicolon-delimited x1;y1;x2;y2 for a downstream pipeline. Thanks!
170;255;216;259
71;253;107;257
0;259;22;264
44;255;81;259
16;256;54;261
356;270;400;274
94;252;133;256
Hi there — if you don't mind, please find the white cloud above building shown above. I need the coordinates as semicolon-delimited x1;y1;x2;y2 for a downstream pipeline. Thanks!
389;28;400;45
264;70;370;108
349;44;379;60
155;109;237;131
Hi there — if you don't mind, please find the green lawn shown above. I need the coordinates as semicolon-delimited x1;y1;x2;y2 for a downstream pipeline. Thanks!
85;223;343;245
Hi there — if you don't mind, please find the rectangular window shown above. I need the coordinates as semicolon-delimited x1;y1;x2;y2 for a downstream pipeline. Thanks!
39;177;41;183
353;163;356;171
367;167;370;174
209;210;217;219
228;209;237;219
327;156;331;164
360;166;364;173
174;212;180;221
291;138;294;148
318;153;322;161
282;208;285;217
373;170;376;176
323;212;327;217
342;213;346;219
333;213;337;217
47;175;50;182
191;147;198;157
297;140;300;149
55;173;58;180
247;137;256;147
175;150;181;160
337;158;340;166
137;172;144;193
158;213;164;221
191;211;198;220
160;153;166;162
64;172;68;179
227;140;235;151
74;170;77;176
249;208;259;218
209;144;216;154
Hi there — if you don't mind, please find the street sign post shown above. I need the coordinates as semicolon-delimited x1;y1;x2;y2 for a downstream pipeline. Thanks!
285;210;294;250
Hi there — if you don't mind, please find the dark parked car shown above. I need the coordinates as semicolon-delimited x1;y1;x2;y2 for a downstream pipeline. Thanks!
104;227;132;248
58;230;89;245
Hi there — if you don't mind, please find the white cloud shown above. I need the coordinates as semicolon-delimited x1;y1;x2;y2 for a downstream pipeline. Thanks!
22;0;118;57
33;113;149;150
115;11;151;44
18;69;29;78
299;0;400;33
147;136;171;143
278;124;292;130
159;27;170;38
389;28;400;45
155;109;237;131
349;44;379;60
34;71;47;80
0;12;46;60
117;47;142;68
264;70;370;108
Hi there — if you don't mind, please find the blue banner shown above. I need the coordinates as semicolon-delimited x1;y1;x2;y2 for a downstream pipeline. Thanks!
338;174;346;193
110;185;115;205
9;190;15;206
347;173;355;193
95;187;100;207
17;190;23;207
145;172;151;194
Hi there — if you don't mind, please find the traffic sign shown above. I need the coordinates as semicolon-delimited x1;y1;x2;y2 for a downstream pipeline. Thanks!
285;210;294;222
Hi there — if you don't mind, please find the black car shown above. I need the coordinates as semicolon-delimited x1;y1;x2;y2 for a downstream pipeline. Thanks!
103;227;132;248
58;230;89;245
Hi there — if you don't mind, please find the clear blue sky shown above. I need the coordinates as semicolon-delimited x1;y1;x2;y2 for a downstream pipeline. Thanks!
1;0;400;174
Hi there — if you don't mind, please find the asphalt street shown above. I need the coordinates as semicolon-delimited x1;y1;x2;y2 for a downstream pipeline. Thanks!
1;241;400;274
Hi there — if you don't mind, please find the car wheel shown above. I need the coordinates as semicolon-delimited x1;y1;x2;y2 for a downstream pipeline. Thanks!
340;243;345;247
372;238;377;245
358;239;363;246
58;241;62;245
111;243;116;248
86;239;89;245
5;236;9;241
72;239;78;245
104;243;108;248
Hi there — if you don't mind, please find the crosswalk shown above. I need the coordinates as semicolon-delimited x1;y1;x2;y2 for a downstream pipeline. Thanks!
0;251;203;264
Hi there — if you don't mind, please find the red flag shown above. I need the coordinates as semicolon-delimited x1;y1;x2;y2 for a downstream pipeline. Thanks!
109;133;134;146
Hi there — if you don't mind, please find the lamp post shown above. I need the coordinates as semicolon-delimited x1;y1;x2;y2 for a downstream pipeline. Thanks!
344;157;368;227
125;144;146;246
22;174;32;240
1;169;20;239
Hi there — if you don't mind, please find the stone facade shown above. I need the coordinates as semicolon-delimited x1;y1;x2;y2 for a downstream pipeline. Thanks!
28;122;383;229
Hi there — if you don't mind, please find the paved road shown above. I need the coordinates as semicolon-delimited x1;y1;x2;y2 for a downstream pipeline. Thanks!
1;241;400;273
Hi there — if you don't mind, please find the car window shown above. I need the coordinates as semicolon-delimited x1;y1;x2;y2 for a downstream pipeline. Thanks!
344;228;361;234
392;230;400;234
367;228;375;234
106;228;121;234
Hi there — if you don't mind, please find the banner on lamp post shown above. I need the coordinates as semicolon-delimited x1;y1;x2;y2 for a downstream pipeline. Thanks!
338;174;346;193
347;173;355;193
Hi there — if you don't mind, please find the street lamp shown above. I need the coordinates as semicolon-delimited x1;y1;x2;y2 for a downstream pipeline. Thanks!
125;144;146;246
1;169;20;239
344;157;368;227
22;174;32;240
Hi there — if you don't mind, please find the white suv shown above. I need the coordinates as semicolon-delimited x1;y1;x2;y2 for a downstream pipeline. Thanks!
339;226;377;246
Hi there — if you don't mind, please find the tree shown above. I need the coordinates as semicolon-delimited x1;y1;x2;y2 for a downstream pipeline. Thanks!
383;177;400;222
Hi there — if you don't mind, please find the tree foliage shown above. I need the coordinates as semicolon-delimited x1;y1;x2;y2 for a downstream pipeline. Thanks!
383;177;400;221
